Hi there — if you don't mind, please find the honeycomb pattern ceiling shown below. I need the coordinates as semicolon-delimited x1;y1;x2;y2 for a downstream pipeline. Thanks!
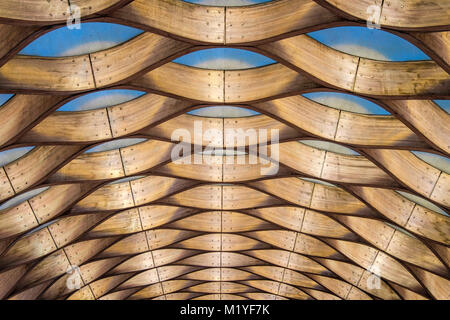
0;0;449;301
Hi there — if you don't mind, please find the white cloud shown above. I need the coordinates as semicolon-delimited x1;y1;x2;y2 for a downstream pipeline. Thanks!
195;0;257;6
300;140;359;155
73;92;141;111
333;43;389;61
309;95;373;114
193;58;254;70
192;106;256;117
0;187;49;211
61;40;118;56
87;138;146;153
0;147;33;167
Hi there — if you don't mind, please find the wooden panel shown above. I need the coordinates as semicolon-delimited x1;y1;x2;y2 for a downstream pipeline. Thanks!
249;177;314;208
0;24;38;65
146;114;223;147
16;249;71;290
0;55;95;92
109;251;154;274
221;252;265;268
245;206;305;231
178;252;220;267
157;155;223;182
311;183;373;216
0;201;38;239
0;265;27;299
168;211;222;232
383;100;450;154
255;95;339;140
408;265;450;300
98;232;148;258
303;288;340;300
309;274;352;299
226;0;339;44
336;216;395;250
302;209;355;239
5;145;82;193
108;94;191;138
370;252;423;292
80;256;126;284
354;59;450;97
48;212;110;247
117;268;159;289
406;205;450;245
380;0;450;29
247;230;296;251
326;239;378;269
152;248;194;267
364;149;441;200
30;183;93;223
222;185;282;210
49;149;125;182
110;0;225;43
320;0;381;22
0;0;70;23
19;109;111;143
100;288;139;300
128;283;163;300
0;167;14;200
121;140;173;176
413;32;450;70
88;208;142;237
63;237;117;266
0;227;57;268
259;35;359;91
335;112;426;148
294;233;341;258
279;142;326;178
133;63;224;103
389;282;428;300
72;180;134;212
321;151;395;186
322;0;450;29
223;156;290;183
146;229;198;250
430;173;449;207
0;94;65;146
139;205;197;230
131;176;195;206
222;211;272;232
67;285;95;300
89;273;132;298
8;281;49;300
224;64;318;103
386;230;447;275
91;33;191;87
350;186;415;226
163;185;222;210
223;115;300;147
0;0;128;23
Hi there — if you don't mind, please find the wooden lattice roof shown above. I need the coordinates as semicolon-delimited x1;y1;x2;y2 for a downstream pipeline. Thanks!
0;0;449;300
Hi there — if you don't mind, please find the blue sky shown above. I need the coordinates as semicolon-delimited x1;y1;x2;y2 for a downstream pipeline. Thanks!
20;22;142;57
435;100;450;113
174;48;275;69
0;94;13;106
57;89;145;111
308;26;430;61
188;106;261;117
9;18;448;116
303;92;390;115
184;0;272;5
